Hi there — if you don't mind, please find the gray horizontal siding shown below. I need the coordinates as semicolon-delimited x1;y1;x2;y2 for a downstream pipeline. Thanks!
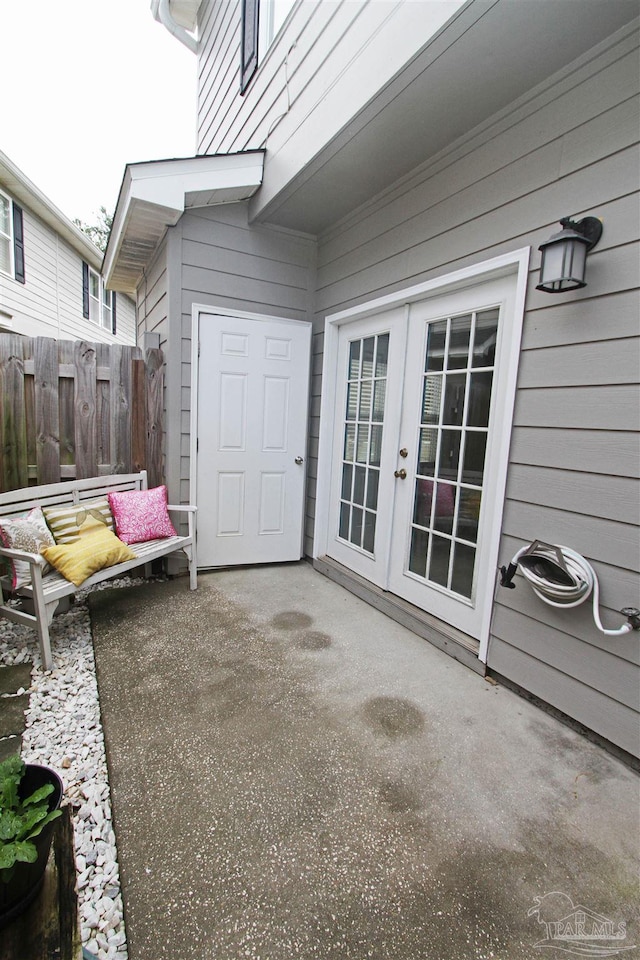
306;29;639;755
505;465;638;524
179;205;315;319
1;198;135;344
136;236;169;345
164;201;316;525
488;637;640;758
509;428;639;477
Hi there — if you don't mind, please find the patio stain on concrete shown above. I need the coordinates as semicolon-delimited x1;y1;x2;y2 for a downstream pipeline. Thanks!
271;610;314;631
296;630;332;651
362;696;425;740
88;570;640;960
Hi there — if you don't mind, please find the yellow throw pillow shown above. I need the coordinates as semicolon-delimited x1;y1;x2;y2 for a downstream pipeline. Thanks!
42;527;136;587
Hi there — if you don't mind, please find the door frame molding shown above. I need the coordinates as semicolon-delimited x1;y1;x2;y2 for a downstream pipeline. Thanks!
190;303;313;561
315;249;530;661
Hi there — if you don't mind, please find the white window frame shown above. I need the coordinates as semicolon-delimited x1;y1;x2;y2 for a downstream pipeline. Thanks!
258;0;296;60
87;265;113;331
0;189;14;279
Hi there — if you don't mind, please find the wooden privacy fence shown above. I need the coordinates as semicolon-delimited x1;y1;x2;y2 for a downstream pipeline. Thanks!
0;335;164;493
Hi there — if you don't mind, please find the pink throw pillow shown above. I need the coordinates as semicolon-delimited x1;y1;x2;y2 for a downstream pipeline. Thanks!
108;486;177;544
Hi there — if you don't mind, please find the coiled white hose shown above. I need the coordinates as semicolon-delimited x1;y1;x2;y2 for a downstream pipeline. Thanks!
506;542;633;636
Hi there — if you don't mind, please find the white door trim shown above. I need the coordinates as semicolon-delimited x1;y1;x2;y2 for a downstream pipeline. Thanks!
315;249;530;661
190;303;313;563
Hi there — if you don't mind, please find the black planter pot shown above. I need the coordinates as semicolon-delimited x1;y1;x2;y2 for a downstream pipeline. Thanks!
0;764;64;929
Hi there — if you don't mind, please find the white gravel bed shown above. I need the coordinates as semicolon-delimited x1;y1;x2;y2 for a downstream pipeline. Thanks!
0;579;139;960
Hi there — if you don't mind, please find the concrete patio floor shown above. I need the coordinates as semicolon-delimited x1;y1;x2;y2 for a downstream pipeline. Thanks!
88;562;639;960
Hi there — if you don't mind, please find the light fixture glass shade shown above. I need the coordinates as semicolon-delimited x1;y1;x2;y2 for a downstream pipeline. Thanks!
536;217;602;294
537;227;589;293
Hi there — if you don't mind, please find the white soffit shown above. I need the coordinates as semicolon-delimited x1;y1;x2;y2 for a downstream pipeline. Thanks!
104;152;265;295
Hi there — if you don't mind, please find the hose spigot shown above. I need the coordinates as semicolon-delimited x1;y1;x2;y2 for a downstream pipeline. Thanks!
620;608;640;630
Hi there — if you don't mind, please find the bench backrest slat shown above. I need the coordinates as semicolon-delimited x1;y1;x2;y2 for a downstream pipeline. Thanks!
0;471;148;519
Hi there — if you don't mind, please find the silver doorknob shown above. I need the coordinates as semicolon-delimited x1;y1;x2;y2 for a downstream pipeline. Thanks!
394;468;407;479
295;456;304;465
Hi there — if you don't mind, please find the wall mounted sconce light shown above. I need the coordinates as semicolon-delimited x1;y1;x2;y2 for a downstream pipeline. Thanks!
536;216;603;293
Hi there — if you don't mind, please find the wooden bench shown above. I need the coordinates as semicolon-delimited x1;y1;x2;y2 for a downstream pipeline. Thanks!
0;471;196;671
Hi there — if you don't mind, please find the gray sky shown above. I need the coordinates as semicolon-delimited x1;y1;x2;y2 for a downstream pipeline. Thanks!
2;0;196;225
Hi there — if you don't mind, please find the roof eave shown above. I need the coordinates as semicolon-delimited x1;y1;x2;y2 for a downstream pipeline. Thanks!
103;151;265;296
0;150;103;270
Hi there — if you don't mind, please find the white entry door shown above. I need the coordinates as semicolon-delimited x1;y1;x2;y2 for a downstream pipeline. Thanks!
196;311;312;567
325;270;521;642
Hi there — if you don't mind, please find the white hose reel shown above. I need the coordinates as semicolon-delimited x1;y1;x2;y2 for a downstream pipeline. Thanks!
500;540;640;637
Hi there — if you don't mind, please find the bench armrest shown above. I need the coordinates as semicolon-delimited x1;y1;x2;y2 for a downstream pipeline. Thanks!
0;545;46;567
167;504;197;540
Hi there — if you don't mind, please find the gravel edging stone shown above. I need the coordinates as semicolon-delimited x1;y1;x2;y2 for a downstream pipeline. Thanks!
0;579;137;960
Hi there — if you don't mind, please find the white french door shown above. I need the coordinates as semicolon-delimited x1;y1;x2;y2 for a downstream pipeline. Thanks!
324;269;523;643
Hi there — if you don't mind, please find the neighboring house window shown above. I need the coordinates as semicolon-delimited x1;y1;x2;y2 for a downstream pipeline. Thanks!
241;0;295;92
0;190;25;284
82;261;117;333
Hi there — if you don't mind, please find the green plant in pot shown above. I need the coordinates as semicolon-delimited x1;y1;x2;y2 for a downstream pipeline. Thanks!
0;753;63;927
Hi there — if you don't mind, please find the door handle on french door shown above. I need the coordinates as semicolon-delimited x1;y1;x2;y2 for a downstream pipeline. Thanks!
394;468;407;479
295;456;304;464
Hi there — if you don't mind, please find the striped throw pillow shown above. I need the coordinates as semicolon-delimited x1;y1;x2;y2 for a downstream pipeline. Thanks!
42;498;114;544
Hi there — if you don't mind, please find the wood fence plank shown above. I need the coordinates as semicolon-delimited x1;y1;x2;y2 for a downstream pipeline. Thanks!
74;341;97;479
109;345;131;474
146;347;164;489
131;358;146;475
58;341;75;470
95;343;111;472
34;338;60;484
0;334;28;490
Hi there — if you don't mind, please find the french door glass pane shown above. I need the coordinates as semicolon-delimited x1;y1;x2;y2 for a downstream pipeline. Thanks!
339;333;389;555
363;512;376;553
341;463;353;500
421;376;442;424
442;374;465;426
348;340;360;378
409;306;498;598
467;372;493;427
353;465;366;505
438;430;461;481
447;315;471;369
359;380;372;420
346;383;358;419
418;428;438;474
372;380;386;421
366;469;379;510
409;527;429;577
375;336;389;377
425;321;447;371
472;309;499;367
